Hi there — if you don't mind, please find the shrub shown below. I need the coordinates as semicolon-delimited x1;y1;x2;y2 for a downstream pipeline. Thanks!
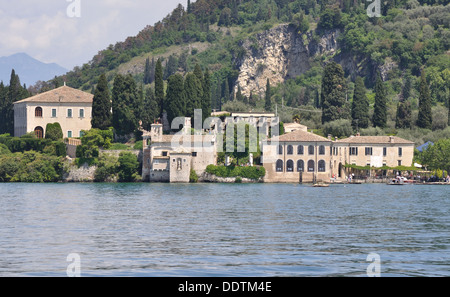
322;119;353;138
94;154;119;182
45;123;63;141
189;169;199;183
206;165;266;180
118;152;139;182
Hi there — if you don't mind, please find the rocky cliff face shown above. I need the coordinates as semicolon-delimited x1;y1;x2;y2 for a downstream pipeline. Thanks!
234;24;341;97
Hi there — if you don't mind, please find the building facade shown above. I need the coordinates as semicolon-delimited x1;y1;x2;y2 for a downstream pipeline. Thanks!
331;135;415;178
262;129;333;183
13;85;93;139
262;129;415;183
141;121;218;183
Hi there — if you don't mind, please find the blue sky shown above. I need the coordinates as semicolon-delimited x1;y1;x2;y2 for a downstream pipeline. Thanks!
0;0;188;70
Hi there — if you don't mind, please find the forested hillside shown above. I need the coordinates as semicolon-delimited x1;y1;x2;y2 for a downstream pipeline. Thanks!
2;0;449;146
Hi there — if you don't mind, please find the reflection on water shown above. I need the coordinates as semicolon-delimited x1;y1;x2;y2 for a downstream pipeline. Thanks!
0;183;448;276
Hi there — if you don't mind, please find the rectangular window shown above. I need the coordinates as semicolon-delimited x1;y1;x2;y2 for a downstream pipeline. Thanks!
383;147;387;156
365;147;373;156
398;147;403;157
52;109;57;118
79;131;85;138
350;147;358;156
67;109;73;118
67;131;72;138
79;109;84;118
398;160;402;166
192;152;198;157
162;151;168;157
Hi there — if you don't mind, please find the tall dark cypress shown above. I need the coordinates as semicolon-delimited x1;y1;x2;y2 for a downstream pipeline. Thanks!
351;76;369;130
0;81;7;134
184;72;203;118
395;101;412;129
143;58;151;84
417;70;433;130
321;62;348;124
112;74;140;136
166;73;186;125
2;70;24;135
155;58;165;118
91;74;112;130
202;68;212;123
265;79;272;111
372;72;387;128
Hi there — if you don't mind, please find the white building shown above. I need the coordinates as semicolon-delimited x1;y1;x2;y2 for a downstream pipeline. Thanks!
13;85;93;139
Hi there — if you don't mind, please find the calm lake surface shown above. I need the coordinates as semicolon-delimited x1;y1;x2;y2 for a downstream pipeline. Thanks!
0;182;448;277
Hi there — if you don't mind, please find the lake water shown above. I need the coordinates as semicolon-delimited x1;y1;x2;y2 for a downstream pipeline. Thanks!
0;183;448;277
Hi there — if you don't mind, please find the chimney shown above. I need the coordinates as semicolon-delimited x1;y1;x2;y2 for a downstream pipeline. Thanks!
356;132;360;137
328;134;332;140
390;136;394;143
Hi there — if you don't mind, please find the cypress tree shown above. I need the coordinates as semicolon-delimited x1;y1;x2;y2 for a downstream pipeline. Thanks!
184;72;203;118
351;76;369;130
321;62;348;124
143;58;151;84
166;73;186;125
395;101;412;129
1;70;24;135
112;74;140;136
91;74;112;130
417;70;433;130
155;58;165;118
141;86;160;131
0;81;7;134
372;72;387;128
265;79;272;111
202;68;212;123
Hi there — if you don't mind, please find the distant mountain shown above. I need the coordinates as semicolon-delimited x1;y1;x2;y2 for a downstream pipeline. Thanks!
0;53;68;86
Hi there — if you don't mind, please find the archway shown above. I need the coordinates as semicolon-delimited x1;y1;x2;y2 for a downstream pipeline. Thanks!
34;126;44;139
338;163;343;178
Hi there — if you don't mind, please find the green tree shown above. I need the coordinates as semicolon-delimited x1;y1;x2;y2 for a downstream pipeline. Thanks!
351;76;369;130
420;138;450;173
118;152;139;182
372;73;387;128
165;73;186;125
202;68;212;123
141;86;160;131
91;74;112;130
45;123;63;141
143;57;151;84
417;70;433;130
321;62;348;124
155;58;165;118
265;79;272;111
1;70;25;135
184;72;203;118
395;101;412;129
112;74;140;136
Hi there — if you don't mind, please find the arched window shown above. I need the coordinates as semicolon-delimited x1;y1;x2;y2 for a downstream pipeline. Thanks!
34;126;44;139
318;160;326;172
297;145;304;155
297;160;304;172
276;160;283;172
308;145;314;155
319;145;325;155
308;160;315;172
287;160;294;172
35;107;43;117
287;145;293;155
278;145;283;155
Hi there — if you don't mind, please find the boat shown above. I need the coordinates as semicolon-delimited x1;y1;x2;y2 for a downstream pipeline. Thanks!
313;183;329;187
388;176;414;185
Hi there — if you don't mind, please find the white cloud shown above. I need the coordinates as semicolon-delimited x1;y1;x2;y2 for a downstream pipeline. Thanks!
0;0;187;70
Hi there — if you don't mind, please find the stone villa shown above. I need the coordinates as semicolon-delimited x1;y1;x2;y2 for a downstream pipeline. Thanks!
141;120;218;183
262;131;415;183
13;85;93;139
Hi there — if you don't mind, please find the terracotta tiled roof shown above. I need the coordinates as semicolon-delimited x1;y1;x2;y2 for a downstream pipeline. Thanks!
337;135;414;144
14;86;93;104
271;129;331;142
